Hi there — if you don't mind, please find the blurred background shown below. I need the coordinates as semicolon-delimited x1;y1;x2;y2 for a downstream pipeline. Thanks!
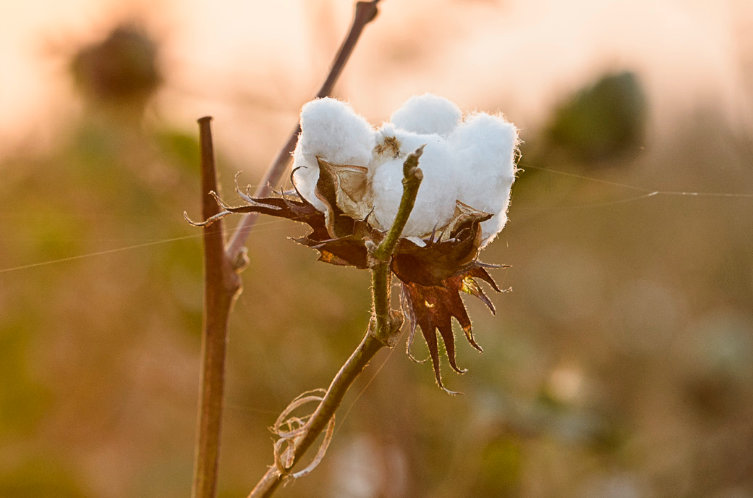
1;0;752;496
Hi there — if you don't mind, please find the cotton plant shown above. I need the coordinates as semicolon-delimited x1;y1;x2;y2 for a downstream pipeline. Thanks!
198;94;519;390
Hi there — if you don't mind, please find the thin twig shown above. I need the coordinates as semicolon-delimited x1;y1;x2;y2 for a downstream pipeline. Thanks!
226;0;381;259
248;151;424;498
191;117;243;498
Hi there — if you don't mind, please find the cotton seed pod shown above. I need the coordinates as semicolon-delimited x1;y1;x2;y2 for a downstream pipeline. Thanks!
196;95;520;391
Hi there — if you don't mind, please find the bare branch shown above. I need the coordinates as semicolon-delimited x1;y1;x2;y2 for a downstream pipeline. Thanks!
226;0;382;259
191;117;242;498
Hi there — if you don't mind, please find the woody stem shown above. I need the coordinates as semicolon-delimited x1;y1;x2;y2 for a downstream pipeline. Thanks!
248;148;424;497
192;117;243;498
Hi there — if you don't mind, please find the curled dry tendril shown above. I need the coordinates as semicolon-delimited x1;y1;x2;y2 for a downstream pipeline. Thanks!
271;389;336;481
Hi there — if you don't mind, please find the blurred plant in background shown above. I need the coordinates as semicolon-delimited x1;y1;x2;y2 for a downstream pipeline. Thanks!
544;71;647;164
70;23;161;116
0;20;205;497
1;2;752;497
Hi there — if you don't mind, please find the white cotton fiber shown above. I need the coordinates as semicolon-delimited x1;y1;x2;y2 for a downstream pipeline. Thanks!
449;113;518;245
289;95;518;247
292;97;375;210
371;130;458;236
389;94;462;138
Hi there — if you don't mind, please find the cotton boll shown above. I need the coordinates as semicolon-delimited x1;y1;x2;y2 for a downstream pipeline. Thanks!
292;97;375;210
290;96;517;246
371;131;458;236
389;94;462;137
369;158;405;231
291;145;326;211
449;113;518;245
298;97;375;165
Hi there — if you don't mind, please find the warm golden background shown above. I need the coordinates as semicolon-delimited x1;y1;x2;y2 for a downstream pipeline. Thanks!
2;0;753;496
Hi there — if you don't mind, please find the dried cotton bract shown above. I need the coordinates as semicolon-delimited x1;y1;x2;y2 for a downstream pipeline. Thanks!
293;95;518;246
194;95;519;391
292;98;376;214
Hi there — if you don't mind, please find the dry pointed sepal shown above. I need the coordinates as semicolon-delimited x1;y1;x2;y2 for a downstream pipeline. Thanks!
400;265;503;393
315;158;372;224
196;192;378;270
391;200;491;286
296;220;379;269
442;201;493;243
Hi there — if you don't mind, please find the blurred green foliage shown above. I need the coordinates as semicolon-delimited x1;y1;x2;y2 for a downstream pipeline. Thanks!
1;21;752;498
0;454;87;498
544;71;647;164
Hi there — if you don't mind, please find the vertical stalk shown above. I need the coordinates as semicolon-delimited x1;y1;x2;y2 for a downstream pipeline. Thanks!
192;117;242;498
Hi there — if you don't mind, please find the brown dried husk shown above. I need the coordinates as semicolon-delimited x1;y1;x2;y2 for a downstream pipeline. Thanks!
200;163;504;391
